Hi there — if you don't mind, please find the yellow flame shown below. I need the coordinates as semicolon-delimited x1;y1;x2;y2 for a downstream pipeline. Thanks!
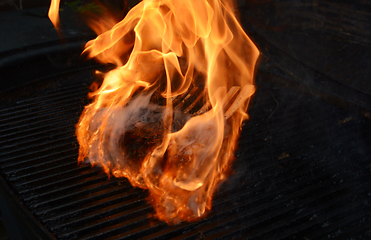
49;0;259;224
48;0;60;30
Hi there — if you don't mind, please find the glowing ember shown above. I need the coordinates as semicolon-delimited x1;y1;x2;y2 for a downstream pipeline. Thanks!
49;0;259;223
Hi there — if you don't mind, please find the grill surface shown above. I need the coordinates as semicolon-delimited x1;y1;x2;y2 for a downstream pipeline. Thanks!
0;61;370;239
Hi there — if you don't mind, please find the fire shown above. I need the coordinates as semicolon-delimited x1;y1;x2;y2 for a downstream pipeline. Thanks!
49;0;259;223
48;0;60;30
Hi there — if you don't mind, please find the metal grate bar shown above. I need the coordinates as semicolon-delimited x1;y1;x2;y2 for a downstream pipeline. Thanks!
0;65;369;240
0;127;75;151
0;89;87;117
79;213;152;240
0;109;81;135
57;202;152;240
40;185;138;223
32;179;119;215
49;190;148;232
13;163;91;187
180;179;368;240
209;180;370;240
0;96;86;123
138;162;363;240
43;188;139;222
328;217;371;240
275;201;369;240
50;135;358;240
1;148;77;172
0;117;79;144
0;135;76;158
19;169;107;201
0;83;87;111
0;142;77;170
8;157;79;183
10;83;88;105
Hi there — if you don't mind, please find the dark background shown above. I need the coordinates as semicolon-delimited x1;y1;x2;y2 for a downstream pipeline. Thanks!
1;0;370;110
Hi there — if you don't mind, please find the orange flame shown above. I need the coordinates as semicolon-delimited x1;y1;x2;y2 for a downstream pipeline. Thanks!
48;0;61;30
49;0;259;223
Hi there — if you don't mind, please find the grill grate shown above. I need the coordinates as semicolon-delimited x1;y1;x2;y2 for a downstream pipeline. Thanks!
0;67;370;239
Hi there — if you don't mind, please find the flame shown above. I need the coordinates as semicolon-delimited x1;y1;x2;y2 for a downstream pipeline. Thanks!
49;0;259;223
48;0;61;30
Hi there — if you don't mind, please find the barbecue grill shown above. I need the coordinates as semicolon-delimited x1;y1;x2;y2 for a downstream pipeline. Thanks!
0;1;370;239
